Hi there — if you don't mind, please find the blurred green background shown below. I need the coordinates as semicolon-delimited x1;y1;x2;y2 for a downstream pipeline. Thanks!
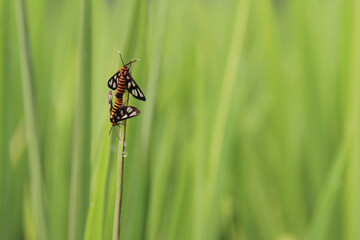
1;0;360;239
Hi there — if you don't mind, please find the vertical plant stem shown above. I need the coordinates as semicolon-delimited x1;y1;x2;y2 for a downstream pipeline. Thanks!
15;0;49;239
117;119;127;240
68;0;91;239
113;91;129;240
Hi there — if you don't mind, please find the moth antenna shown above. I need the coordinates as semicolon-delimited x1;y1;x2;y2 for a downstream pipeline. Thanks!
118;52;125;66
116;50;126;66
126;59;140;67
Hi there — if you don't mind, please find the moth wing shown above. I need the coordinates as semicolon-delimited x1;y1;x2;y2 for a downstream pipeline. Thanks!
114;106;141;122
125;72;146;101
107;71;120;90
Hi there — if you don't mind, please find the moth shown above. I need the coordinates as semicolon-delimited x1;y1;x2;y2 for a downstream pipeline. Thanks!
108;55;146;101
108;90;140;138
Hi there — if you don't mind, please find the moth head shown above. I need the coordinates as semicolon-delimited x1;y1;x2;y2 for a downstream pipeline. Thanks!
110;116;116;125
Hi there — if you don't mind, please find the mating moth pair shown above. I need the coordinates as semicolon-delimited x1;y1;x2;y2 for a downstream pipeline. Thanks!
107;54;146;137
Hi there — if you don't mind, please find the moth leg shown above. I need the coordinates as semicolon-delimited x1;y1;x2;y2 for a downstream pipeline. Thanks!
113;126;121;141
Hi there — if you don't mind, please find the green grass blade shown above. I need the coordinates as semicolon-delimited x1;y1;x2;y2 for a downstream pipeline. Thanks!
207;0;250;188
0;0;12;238
306;2;360;239
305;139;349;240
205;0;250;237
343;3;360;238
67;0;92;239
84;131;111;240
15;0;49;239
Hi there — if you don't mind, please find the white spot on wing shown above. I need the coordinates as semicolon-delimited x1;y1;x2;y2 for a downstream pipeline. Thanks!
139;92;144;97
132;81;135;87
123;114;128;118
132;89;137;96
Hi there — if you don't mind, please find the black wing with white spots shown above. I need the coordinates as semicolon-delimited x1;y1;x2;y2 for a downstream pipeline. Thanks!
107;71;120;90
125;72;146;101
114;106;141;122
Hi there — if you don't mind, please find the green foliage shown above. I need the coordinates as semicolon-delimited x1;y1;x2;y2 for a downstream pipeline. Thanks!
1;0;360;239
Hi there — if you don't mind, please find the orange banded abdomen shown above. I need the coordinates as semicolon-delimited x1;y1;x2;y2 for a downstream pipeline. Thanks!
116;67;129;98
